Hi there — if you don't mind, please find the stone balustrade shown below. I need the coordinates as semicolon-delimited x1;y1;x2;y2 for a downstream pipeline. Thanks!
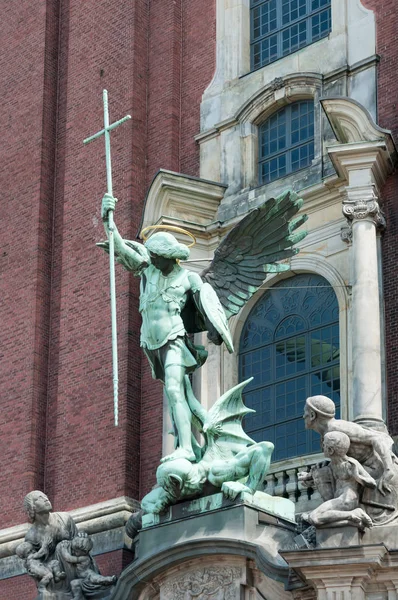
264;456;324;516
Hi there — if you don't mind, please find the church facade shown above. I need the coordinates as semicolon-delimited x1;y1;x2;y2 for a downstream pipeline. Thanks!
1;0;397;598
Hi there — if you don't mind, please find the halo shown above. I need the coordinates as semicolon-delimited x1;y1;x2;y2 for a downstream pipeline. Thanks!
140;224;196;248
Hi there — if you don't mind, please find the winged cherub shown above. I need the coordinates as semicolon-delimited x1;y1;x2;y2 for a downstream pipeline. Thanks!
100;191;307;464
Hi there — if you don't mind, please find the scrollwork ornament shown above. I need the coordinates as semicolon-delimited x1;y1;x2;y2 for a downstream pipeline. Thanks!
342;195;386;230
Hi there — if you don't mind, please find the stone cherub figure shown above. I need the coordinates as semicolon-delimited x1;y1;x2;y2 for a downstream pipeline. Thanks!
100;190;307;466
300;431;376;530
58;535;117;600
15;541;66;592
16;490;116;599
299;396;398;527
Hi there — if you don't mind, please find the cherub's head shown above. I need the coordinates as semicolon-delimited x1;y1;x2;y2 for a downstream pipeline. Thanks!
23;491;52;522
323;431;350;458
15;541;34;559
71;534;93;557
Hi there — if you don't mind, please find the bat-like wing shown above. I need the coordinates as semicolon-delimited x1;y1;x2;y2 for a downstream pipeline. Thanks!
201;378;256;463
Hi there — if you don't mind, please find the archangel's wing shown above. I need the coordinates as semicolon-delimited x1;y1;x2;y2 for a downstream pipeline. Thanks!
201;378;256;463
201;190;307;319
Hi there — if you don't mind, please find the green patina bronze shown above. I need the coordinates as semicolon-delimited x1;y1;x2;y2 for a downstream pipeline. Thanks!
99;189;307;512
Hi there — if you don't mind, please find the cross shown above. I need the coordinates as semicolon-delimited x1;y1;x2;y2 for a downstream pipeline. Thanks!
83;89;131;426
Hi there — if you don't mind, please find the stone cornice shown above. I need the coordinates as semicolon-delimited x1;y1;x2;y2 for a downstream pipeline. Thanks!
321;97;396;150
139;169;226;234
321;97;397;196
327;141;395;191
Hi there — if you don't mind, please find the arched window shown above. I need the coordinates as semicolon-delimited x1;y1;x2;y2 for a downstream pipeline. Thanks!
251;0;332;71
259;100;314;184
239;274;340;461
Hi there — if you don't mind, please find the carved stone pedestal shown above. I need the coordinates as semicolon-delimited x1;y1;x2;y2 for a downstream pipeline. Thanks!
35;592;72;600
35;588;114;600
111;491;298;600
282;524;398;600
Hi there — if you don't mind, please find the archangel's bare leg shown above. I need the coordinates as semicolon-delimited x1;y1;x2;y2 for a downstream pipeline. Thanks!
184;375;207;426
161;365;196;463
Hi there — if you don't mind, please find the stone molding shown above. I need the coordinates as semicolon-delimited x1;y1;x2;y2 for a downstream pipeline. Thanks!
196;73;323;144
321;96;396;150
322;98;397;193
140;169;226;231
0;495;138;559
281;544;389;600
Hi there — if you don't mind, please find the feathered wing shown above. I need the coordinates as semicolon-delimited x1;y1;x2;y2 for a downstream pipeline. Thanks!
201;378;256;463
201;190;307;319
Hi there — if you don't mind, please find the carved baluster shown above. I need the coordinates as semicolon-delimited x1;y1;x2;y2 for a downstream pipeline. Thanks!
273;470;285;498
285;468;298;503
264;472;276;496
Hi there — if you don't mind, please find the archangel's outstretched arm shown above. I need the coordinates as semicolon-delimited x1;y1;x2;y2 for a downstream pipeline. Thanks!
99;193;150;274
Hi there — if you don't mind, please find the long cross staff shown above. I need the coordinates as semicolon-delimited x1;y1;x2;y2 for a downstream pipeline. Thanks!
83;89;131;426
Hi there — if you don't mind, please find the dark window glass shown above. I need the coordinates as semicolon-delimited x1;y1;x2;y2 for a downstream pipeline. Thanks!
251;0;331;70
259;101;314;184
239;274;340;461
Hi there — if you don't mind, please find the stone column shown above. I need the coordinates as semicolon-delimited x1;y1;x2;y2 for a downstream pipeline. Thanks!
342;183;386;428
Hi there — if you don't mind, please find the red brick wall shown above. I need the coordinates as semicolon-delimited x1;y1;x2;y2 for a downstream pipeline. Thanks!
362;0;398;433
1;0;216;593
0;575;37;599
42;0;149;514
0;0;60;528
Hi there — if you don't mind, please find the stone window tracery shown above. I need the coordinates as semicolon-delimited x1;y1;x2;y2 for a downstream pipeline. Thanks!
239;274;340;461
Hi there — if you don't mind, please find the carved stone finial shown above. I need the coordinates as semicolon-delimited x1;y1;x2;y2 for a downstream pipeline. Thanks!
342;186;386;229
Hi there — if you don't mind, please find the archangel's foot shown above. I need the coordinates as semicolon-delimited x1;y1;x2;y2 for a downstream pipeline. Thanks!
160;448;196;463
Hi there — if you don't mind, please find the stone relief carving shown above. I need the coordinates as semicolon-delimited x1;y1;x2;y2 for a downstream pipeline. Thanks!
15;491;116;600
161;567;241;600
298;397;398;530
340;224;352;244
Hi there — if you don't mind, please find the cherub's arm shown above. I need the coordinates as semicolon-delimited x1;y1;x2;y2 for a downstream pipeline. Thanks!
29;544;48;560
58;544;82;565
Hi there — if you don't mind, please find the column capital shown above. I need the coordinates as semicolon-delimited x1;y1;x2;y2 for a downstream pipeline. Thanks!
342;184;386;229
